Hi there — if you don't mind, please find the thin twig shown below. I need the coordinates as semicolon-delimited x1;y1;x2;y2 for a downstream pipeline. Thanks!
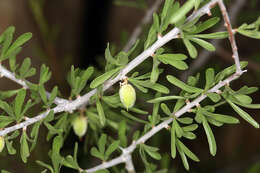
180;0;246;81
123;0;164;52
0;64;68;105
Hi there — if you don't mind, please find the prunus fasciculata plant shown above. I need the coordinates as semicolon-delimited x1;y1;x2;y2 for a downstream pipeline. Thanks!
0;0;260;172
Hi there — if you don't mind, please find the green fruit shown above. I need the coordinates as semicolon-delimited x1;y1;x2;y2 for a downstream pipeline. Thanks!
72;116;88;138
119;84;136;110
0;136;5;152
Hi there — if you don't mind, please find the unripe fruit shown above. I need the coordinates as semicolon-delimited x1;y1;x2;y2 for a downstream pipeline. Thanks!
72;116;88;138
119;83;136;110
0;136;5;152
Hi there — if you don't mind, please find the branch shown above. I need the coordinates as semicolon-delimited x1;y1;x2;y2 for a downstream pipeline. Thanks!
123;0;163;52
0;64;68;105
180;0;246;81
0;0;219;140
0;1;243;172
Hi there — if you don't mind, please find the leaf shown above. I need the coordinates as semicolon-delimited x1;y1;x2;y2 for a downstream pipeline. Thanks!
202;117;216;156
207;93;221;103
192;17;220;34
77;66;94;94
177;139;199;162
36;160;54;173
14;89;26;121
170;0;194;25
105;43;117;64
173;118;183;138
203;109;239;124
151;92;161;126
143;144;161;160
121;110;148;124
98;134;107;155
176;141;189;171
157;54;188;70
5;140;16;155
182;124;198;132
51;136;63;173
90;147;104;160
205;68;215;90
190;38;215;51
90;67;121;88
167;75;203;93
227;99;259;128
6;32;32;57
237;29;260;39
0;26;15;61
160;103;171;116
39;85;48;105
1;170;11;173
144;14;158;49
20;131;30;163
150;57;160;83
182;131;197;140
30;121;41;152
0;116;14;128
171;122;176;158
105;140;120;159
118;121;127;147
233;94;252;104
183;38;197;58
194;31;228;39
96;98;106;126
147;95;185;103
177;117;193;124
48;86;58;105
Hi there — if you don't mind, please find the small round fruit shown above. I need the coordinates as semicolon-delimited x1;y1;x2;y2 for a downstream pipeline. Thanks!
72;116;88;138
0;136;5;152
119;83;136;110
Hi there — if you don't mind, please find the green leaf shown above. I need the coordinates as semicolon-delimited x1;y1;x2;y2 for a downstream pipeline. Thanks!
193;31;228;39
14;89;26;121
147;95;185;103
105;140;120;159
39;85;48;105
203;109;239;124
167;75;203;93
207;93;221;103
118;121;127;147
190;38;215;51
39;64;52;85
176;141;189;171
237;29;260;39
233;94;252;104
150;58;160;83
227;99;259;128
202;117;216;156
151;92;161;126
20;131;30;163
173;118;183;138
5;140;16;155
177;139;199;162
0;26;15;61
105;43;117;64
121;110;148;124
96;98;106;126
215;61;248;83
170;0;194;25
1;170;11;173
30;121;41;151
182;124;198;132
205;68;215;90
236;86;258;95
157;54;188;70
143;144;162;160
171;122;176;158
177;117;193;124
6;32;32;57
36;160;54;173
183;38;197;58
192;17;220;34
144;14;158;49
160;103;171;116
98;134;107;155
48;86;58;105
0;116;14;128
51;135;63;173
90;67;121;88
161;0;174;24
77;66;94;94
90;147;104;160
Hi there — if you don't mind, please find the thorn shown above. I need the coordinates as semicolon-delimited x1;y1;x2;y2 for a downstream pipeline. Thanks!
195;103;200;108
224;23;228;27
215;90;222;94
157;33;162;39
232;54;235;59
188;109;192;113
206;9;212;16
